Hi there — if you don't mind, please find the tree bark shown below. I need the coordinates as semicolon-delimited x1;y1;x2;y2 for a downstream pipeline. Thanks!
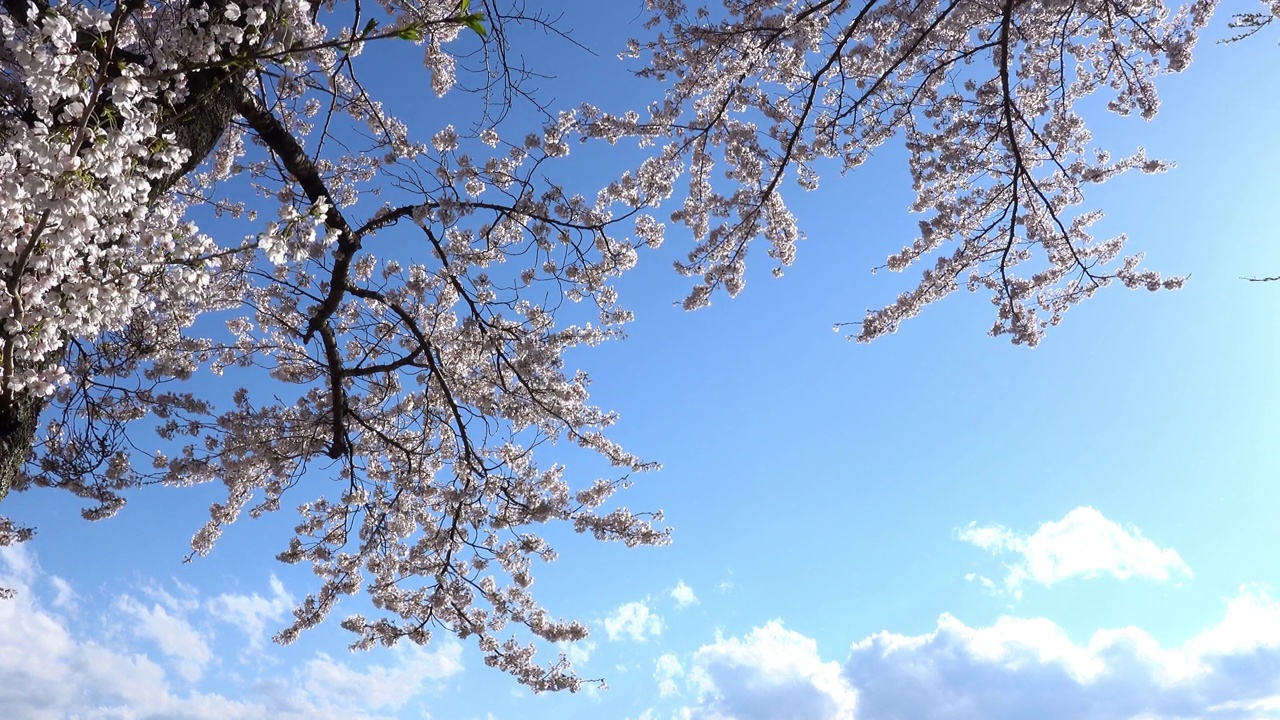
153;66;242;198
0;391;41;503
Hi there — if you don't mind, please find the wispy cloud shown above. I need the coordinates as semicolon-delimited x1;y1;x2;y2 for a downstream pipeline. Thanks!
207;575;293;650
47;575;76;611
0;545;461;720
603;600;664;642
654;653;683;698
958;506;1191;595
117;594;214;681
297;643;463;712
558;638;596;668
670;581;699;608
0;545;254;719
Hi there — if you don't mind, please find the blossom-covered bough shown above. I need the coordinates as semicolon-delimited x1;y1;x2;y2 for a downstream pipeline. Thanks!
0;0;669;689
613;0;1227;344
0;0;1267;691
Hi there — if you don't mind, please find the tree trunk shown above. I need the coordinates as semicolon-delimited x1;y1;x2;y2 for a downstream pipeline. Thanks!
0;391;41;503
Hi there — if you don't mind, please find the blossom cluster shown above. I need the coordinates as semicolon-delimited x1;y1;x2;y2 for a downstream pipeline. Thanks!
603;0;1219;345
0;3;224;398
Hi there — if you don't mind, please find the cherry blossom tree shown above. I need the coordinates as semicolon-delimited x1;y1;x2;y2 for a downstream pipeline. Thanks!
0;0;1264;691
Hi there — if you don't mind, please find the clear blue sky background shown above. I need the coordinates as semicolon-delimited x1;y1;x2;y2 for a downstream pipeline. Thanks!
2;3;1279;719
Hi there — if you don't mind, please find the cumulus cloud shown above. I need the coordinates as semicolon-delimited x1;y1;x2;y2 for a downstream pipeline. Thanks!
1187;588;1280;658
958;507;1191;594
679;621;857;720
604;600;664;642
845;587;1280;720
671;581;699;608
655;588;1280;720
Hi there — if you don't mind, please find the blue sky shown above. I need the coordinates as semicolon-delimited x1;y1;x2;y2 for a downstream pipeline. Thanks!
3;4;1280;719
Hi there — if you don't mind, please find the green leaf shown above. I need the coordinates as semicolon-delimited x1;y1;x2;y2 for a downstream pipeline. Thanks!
395;24;423;41
362;18;379;36
462;12;487;37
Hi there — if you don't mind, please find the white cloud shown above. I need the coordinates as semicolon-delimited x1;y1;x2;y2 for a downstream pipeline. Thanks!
958;507;1191;594
1209;694;1280;715
559;639;596;668
845;587;1280;719
656;588;1280;720
0;545;461;720
655;653;684;697
208;575;294;650
298;643;463;712
47;575;76;610
680;621;857;720
0;545;36;586
717;570;735;594
604;600;664;642
1186;586;1280;657
0;546;260;719
117;594;214;681
670;581;699;608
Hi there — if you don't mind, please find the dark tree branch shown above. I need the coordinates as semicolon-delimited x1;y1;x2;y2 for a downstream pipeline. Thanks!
317;324;350;459
232;89;360;344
